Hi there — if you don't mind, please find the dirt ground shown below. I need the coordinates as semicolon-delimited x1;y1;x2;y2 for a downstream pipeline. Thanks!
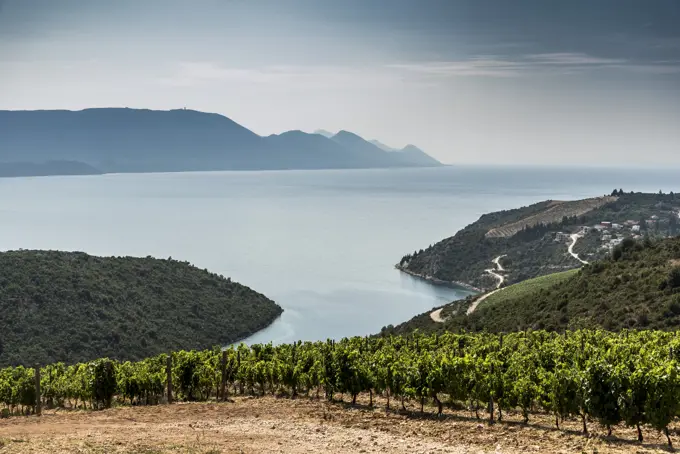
0;395;676;453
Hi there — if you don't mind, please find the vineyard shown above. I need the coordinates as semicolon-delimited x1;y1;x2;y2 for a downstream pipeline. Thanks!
2;330;680;447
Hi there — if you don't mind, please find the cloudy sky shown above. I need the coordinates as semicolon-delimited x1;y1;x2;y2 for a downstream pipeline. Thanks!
1;0;679;166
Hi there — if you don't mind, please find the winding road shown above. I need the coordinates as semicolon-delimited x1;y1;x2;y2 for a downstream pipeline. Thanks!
430;233;590;324
493;254;507;272
568;233;589;265
429;307;446;322
429;255;507;322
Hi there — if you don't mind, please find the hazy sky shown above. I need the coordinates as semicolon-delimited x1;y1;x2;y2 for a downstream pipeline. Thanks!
1;0;679;166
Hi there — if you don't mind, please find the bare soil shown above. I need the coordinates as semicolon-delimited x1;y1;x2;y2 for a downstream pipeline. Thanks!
0;395;674;453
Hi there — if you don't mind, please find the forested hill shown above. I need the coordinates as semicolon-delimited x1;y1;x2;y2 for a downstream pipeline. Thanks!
385;236;680;335
0;251;282;366
398;191;680;290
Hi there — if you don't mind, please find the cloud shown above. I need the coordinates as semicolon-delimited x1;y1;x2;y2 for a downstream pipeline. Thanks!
158;61;405;88
524;53;627;65
387;58;523;78
157;53;680;91
387;53;680;78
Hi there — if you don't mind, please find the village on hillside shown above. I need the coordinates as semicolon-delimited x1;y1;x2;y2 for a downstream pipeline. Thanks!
554;210;680;259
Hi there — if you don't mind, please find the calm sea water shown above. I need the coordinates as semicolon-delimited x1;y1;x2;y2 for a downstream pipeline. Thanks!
0;165;678;344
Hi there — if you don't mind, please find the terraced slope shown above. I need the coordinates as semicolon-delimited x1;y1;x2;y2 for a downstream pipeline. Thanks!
485;196;616;238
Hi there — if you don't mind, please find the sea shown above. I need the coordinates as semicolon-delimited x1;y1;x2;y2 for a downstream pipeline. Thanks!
1;165;678;344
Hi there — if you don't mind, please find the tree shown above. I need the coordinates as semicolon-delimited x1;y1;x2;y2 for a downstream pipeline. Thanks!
670;215;678;236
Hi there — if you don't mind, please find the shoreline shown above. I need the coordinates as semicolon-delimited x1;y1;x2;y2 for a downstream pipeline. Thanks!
226;309;284;347
0;164;447;180
396;265;482;293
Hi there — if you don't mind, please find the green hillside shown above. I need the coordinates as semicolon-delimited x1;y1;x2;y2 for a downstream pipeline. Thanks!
398;191;680;290
473;269;579;312
385;236;680;335
0;250;282;366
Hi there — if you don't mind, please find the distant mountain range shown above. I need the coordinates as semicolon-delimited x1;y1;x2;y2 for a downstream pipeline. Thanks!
0;109;443;177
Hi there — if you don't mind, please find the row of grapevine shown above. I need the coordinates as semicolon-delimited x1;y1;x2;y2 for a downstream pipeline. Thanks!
2;330;680;445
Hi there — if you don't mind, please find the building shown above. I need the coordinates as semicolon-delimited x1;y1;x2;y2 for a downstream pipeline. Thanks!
632;225;641;233
624;220;639;227
612;223;623;231
602;234;612;241
646;219;657;227
651;215;660;220
601;221;612;228
608;238;624;252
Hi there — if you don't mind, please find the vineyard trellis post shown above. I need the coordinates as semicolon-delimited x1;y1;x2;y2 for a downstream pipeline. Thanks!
166;354;173;404
220;349;227;401
34;366;41;416
489;362;494;424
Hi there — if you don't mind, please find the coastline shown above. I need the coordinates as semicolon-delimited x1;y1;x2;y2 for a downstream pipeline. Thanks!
226;307;284;347
396;265;482;293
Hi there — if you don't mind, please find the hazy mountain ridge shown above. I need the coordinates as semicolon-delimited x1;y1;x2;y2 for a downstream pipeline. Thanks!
0;108;442;176
368;139;397;152
0;160;102;177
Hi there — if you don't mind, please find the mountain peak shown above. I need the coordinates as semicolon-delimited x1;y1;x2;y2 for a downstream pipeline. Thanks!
313;129;334;138
401;144;423;152
332;130;365;142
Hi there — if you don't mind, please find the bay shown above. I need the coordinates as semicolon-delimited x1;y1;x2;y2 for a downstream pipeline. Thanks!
0;165;678;344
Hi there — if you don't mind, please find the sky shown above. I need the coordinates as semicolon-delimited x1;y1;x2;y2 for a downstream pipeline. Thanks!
1;0;679;166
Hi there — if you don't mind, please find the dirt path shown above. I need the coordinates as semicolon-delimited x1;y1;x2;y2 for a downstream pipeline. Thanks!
568;233;589;265
484;268;504;288
430;256;506;321
429;307;446;323
0;395;668;454
465;288;501;315
466;256;506;315
493;254;507;272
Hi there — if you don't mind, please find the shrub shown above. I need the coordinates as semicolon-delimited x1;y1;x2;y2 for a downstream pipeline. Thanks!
89;359;116;409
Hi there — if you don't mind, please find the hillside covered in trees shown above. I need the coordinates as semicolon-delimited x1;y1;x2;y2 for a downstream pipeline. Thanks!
386;236;680;335
0;251;282;366
398;191;680;290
